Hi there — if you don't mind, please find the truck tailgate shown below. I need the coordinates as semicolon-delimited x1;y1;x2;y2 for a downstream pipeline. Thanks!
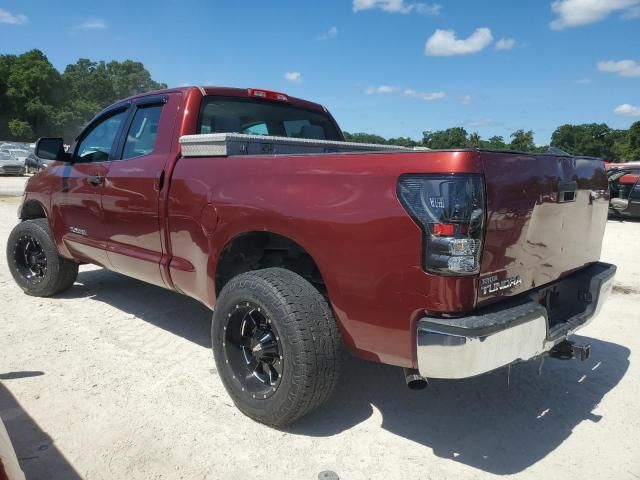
478;151;609;304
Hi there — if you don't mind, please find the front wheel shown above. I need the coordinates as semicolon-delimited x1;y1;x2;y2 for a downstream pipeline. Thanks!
212;268;342;427
7;219;78;297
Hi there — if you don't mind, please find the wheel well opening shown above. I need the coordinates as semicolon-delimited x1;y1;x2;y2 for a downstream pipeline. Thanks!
215;232;326;296
20;201;47;220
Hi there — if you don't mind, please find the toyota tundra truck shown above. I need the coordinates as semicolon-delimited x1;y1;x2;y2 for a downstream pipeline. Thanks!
6;86;616;426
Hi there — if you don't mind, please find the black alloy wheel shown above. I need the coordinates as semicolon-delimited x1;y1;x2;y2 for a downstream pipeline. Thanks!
13;234;47;284
7;219;78;297
211;268;342;426
223;301;284;399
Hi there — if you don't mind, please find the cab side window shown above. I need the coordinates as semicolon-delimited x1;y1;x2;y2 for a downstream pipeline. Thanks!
122;105;163;159
76;110;128;163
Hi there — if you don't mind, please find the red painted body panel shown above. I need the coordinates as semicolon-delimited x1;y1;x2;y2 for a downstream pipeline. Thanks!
166;150;482;367
102;92;184;288
20;86;609;369
478;153;608;306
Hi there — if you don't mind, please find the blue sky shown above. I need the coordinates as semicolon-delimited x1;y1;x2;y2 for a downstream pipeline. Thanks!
1;0;639;144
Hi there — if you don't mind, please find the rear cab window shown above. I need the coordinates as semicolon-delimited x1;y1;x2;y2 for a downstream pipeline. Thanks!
198;96;342;141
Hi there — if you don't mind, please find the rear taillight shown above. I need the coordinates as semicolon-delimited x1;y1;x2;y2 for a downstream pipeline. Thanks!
398;174;485;275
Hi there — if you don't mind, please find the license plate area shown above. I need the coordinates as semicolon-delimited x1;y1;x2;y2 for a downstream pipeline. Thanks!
535;274;593;330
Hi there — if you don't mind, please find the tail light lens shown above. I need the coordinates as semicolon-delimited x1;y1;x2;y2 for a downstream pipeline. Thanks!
397;174;485;275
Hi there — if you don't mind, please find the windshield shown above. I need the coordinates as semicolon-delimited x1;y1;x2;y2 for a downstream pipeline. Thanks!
198;96;342;141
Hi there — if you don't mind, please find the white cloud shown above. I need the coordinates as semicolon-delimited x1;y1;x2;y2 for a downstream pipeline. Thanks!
614;104;640;117
365;85;446;101
464;118;500;128
495;38;516;50
624;5;640;17
284;72;302;83
0;8;28;25
597;59;640;77
461;95;472;105
425;28;493;56
353;0;441;15
403;89;446;101
550;0;640;29
365;85;399;94
317;26;338;40
73;18;108;30
414;3;441;15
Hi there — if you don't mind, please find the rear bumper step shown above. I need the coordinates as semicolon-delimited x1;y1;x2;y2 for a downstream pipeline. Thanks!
416;262;615;379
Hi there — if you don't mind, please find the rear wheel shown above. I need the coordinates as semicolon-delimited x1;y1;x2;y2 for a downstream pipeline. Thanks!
212;268;341;427
7;219;78;297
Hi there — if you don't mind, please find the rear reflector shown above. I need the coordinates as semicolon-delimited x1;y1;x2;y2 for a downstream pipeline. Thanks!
247;88;289;102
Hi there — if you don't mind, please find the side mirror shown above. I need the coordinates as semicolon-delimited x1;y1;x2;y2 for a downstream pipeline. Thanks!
35;137;69;162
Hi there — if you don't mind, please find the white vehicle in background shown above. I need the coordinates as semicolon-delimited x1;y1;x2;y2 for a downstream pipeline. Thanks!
0;151;26;176
7;149;29;164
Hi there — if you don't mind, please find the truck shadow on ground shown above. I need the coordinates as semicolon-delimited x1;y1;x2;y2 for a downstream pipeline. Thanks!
292;337;630;475
62;268;630;476
0;379;82;479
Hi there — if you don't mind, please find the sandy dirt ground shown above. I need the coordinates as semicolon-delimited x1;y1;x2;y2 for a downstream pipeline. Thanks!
0;186;639;480
0;176;28;197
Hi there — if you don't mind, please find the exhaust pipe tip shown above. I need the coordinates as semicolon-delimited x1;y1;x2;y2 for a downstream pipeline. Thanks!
403;368;428;390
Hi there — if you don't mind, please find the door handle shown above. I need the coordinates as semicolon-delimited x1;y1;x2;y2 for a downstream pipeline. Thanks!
87;175;104;186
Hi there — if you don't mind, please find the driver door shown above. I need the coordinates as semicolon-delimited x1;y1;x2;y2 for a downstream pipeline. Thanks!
51;106;130;267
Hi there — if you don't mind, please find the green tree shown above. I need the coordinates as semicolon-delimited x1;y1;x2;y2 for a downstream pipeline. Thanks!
468;132;481;148
550;123;616;160
106;60;166;99
509;129;535;152
8;119;33;138
481;135;507;150
0;49;62;140
343;131;388;144
386;136;418;147
422;127;469;149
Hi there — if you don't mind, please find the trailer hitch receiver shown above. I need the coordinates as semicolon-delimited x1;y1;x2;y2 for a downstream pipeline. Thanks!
548;340;591;361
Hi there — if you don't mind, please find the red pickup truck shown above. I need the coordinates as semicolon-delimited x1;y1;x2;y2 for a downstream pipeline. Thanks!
7;86;616;426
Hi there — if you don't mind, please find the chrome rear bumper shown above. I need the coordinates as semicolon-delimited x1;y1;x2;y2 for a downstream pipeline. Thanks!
417;262;616;379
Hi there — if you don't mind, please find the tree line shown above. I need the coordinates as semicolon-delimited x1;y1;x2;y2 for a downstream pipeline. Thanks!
0;49;166;142
2;49;639;162
345;124;640;163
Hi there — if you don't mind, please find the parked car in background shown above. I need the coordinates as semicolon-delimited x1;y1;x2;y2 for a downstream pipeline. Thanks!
24;152;54;174
608;164;640;218
0;150;26;176
7;149;29;165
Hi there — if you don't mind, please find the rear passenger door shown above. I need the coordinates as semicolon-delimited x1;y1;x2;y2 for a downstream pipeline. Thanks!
101;94;177;288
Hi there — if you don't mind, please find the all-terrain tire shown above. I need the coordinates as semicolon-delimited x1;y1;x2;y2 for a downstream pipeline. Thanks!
211;268;342;427
7;218;78;297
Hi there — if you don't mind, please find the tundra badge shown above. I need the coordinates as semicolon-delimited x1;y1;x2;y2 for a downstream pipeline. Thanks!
480;274;523;295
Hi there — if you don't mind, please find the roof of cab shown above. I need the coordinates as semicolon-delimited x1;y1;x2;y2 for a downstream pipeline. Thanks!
119;86;327;113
